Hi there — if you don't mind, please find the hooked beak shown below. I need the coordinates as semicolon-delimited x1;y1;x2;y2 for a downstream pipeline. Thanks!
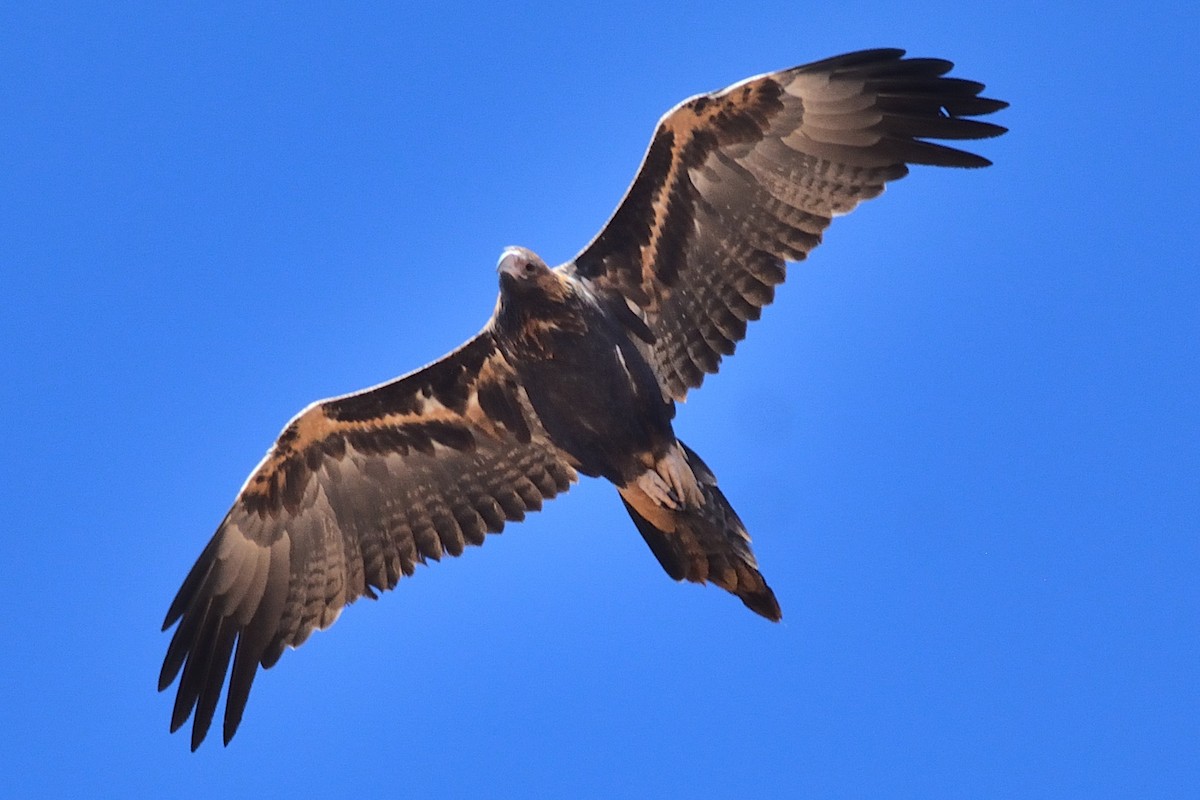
497;247;528;279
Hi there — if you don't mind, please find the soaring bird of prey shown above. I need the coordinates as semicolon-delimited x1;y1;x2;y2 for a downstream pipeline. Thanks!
160;49;1007;749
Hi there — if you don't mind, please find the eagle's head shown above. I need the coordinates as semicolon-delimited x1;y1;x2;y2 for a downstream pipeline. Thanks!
496;246;576;306
497;246;552;288
493;246;589;352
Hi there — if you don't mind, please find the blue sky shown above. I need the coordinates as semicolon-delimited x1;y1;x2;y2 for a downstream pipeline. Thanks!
2;2;1196;797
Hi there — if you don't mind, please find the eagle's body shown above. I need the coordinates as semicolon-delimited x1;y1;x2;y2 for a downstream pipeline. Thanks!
494;250;674;486
160;49;1007;749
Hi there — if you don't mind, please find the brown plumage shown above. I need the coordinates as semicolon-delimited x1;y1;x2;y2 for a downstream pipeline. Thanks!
161;49;1007;749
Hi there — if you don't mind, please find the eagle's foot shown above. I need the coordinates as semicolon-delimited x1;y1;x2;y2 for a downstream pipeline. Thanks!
637;445;702;510
637;468;680;509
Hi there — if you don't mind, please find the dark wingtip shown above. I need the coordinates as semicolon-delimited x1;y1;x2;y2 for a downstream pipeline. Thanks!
951;151;995;169
742;587;783;621
223;702;245;747
974;98;1010;115
796;47;908;73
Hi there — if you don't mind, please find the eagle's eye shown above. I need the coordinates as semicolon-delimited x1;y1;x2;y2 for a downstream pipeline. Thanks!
521;260;538;276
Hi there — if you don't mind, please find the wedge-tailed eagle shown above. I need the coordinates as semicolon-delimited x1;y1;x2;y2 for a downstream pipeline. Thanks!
160;48;1007;749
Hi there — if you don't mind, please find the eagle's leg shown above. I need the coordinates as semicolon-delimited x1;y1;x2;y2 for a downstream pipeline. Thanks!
636;443;703;510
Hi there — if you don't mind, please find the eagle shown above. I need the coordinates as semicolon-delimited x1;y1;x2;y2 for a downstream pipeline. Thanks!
160;48;1007;749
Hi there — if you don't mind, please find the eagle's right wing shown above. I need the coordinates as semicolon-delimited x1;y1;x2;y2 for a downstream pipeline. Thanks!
159;331;577;749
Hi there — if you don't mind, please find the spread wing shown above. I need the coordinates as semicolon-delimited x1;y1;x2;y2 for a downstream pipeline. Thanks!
566;48;1008;399
158;331;577;749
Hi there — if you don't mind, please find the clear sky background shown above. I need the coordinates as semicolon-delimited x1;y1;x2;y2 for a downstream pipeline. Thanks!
2;2;1196;797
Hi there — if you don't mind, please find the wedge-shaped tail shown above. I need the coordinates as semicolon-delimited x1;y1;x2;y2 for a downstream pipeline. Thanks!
619;442;780;620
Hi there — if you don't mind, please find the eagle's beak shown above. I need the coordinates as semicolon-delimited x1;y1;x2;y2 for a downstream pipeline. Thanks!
497;247;525;278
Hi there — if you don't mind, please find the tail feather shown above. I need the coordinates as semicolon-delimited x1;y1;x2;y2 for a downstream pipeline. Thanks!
619;441;781;621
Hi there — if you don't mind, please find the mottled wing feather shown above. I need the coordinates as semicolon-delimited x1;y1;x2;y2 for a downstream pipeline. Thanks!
159;332;577;749
568;48;1007;399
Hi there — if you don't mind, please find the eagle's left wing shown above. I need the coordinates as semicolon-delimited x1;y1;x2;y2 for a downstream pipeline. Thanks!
159;332;577;749
566;49;1007;400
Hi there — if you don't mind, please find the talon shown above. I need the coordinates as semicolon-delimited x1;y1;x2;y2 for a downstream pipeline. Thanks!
661;444;703;508
638;469;680;509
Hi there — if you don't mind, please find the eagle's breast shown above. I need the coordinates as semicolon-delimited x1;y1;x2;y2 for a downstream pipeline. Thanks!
498;285;674;484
